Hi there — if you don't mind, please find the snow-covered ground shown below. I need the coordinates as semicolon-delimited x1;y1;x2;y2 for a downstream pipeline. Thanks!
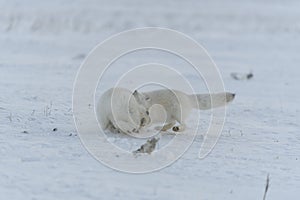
0;0;300;199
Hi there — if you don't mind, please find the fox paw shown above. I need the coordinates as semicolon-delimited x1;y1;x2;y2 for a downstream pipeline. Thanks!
126;128;139;134
172;126;180;132
132;128;139;133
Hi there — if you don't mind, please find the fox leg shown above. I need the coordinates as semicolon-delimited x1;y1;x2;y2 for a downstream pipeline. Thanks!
161;121;176;131
106;120;121;133
155;121;176;131
113;120;139;134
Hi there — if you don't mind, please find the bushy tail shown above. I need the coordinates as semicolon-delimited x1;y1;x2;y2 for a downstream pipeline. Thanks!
189;92;235;110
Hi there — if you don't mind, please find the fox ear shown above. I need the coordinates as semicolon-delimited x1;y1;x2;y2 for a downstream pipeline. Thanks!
133;90;138;97
133;90;141;100
133;90;150;102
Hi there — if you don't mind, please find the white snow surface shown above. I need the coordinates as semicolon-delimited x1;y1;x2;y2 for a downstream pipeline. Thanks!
0;0;300;199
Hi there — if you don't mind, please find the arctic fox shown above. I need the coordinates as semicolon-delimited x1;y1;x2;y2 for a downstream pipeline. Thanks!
134;89;235;132
96;88;151;134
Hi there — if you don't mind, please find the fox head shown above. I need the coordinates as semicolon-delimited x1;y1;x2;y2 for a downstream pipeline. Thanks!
133;90;151;127
133;90;151;109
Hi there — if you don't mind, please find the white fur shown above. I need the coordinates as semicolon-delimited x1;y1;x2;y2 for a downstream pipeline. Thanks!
135;89;235;132
96;88;151;134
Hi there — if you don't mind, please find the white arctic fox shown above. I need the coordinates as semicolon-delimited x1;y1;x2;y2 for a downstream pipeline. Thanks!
96;88;151;134
133;89;235;132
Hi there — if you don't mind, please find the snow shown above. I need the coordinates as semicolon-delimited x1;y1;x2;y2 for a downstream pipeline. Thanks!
0;0;300;199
